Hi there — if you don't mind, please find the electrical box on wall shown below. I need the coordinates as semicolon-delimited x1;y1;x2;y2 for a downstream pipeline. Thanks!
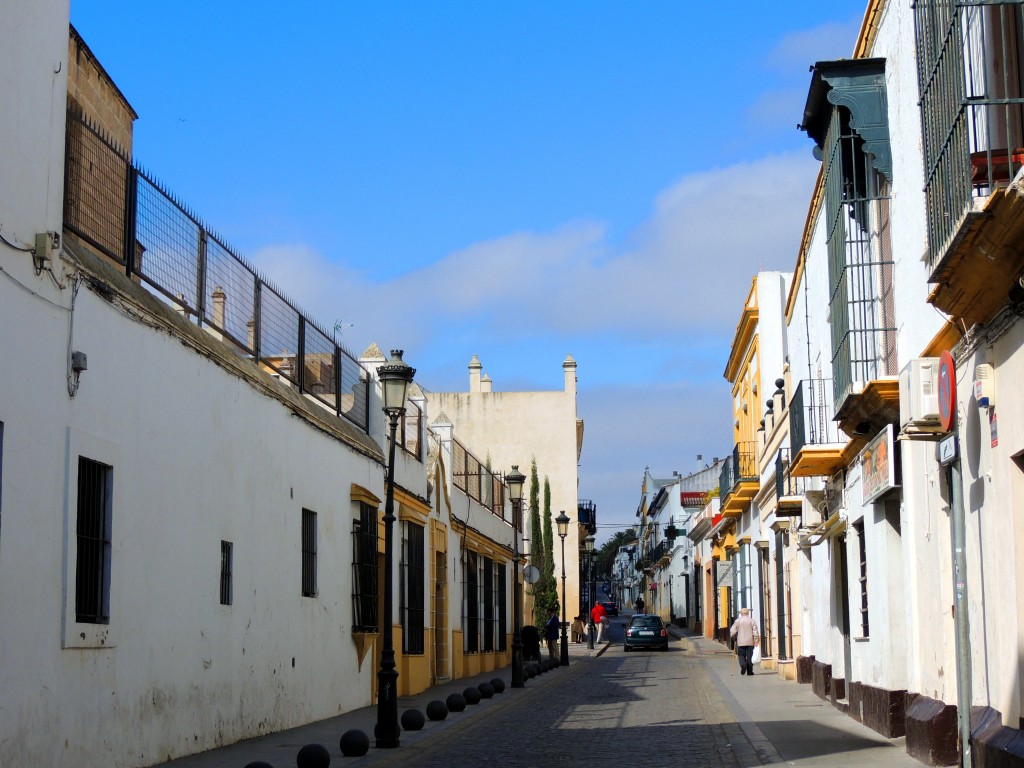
974;364;994;408
899;357;941;432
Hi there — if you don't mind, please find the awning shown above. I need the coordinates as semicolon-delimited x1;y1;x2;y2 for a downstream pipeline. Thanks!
797;512;847;549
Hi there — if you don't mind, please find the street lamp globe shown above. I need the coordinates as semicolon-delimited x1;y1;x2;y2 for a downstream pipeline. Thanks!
378;349;415;415
556;511;570;538
506;465;525;501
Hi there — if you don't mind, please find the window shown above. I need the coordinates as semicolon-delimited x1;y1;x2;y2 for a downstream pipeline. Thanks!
401;521;425;654
220;540;233;606
482;556;495;652
463;550;479;653
302;509;317;597
352;502;378;631
76;457;112;624
497;561;507;652
854;521;869;638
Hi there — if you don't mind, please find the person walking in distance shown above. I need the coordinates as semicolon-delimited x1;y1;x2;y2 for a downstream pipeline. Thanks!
730;607;760;675
590;601;608;643
544;608;560;661
634;595;645;614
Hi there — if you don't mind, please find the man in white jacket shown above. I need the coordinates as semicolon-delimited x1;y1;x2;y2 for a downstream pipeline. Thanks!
730;607;760;675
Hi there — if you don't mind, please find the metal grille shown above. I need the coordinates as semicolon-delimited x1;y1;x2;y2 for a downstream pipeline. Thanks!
497;562;508;652
401;522;425;654
352;503;378;631
915;0;1024;266
433;551;449;680
463;550;479;653
301;509;317;597
451;440;504;516
75;457;112;624
399;400;422;460
482;556;495;652
62;108;370;432
855;521;870;638
823;108;897;407
775;530;788;659
64;107;128;263
220;540;233;606
789;379;840;457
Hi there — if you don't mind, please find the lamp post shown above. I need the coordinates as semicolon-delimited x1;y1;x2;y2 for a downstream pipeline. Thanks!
374;350;415;749
585;534;596;650
555;511;570;666
506;465;526;688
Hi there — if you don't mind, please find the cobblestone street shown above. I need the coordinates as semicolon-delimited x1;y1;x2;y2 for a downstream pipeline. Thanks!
371;646;745;768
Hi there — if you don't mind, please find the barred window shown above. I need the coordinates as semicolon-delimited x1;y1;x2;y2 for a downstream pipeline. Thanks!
76;457;112;624
463;550;479;653
401;521;425;654
854;521;869;638
482;556;495;652
497;562;507;651
352;502;379;631
220;540;233;606
301;509;317;597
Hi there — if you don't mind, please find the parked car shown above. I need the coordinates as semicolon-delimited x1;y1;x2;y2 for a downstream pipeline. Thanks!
623;614;669;652
599;600;619;617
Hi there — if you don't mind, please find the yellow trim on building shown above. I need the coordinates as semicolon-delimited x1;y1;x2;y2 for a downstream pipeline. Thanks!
350;483;381;507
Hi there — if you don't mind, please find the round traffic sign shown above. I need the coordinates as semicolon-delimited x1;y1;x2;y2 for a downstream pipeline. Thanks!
938;350;956;432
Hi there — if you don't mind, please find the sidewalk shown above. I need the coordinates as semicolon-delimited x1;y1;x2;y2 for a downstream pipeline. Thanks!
667;624;923;767
154;637;611;768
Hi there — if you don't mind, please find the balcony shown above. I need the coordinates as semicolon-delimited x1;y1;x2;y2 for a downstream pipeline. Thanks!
774;448;806;518
577;499;597;534
719;441;758;518
789;379;847;477
916;1;1024;328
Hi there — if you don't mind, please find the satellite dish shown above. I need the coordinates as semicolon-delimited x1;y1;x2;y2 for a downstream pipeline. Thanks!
523;565;541;584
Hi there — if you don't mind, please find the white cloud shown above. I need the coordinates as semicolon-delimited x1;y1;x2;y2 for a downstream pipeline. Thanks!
765;20;862;72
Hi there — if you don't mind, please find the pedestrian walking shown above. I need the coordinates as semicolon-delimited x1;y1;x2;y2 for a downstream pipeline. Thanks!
730;607;760;675
571;615;585;643
634;595;645;614
545;608;560;660
590;602;608;643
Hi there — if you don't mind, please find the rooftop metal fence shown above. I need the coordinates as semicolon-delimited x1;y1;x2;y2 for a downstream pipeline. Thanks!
63;107;370;432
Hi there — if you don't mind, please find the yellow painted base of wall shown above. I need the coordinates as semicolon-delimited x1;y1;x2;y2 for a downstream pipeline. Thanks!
776;659;796;681
400;652;430;696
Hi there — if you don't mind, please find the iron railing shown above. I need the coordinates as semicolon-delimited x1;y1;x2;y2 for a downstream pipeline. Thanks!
775;447;809;501
451;438;505;517
63;107;370;432
718;441;757;504
915;0;1024;267
789;379;841;457
578;499;597;533
822;100;897;407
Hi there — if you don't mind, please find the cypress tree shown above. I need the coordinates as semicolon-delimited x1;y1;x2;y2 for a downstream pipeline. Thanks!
527;459;544;625
542;477;558;617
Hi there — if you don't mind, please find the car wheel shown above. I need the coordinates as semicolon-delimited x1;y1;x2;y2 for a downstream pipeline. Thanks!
623;645;629;652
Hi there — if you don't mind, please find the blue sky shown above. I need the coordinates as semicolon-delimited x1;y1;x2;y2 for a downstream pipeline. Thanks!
71;1;867;542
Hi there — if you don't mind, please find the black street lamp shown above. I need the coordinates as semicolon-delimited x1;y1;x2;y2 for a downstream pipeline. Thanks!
374;349;415;749
585;534;596;650
506;465;526;688
555;510;571;666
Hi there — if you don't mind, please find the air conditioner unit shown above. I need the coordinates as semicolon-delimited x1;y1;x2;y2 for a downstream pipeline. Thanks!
899;357;941;432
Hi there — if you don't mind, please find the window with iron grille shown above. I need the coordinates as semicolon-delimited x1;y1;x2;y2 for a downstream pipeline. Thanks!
482;556;495;652
352;502;379;631
463;550;479;653
301;509;317;597
401;521;425;654
220;540;233;606
823;107;897;408
915;1;1024;265
76;457;112;624
497;561;507;651
854;521;869;638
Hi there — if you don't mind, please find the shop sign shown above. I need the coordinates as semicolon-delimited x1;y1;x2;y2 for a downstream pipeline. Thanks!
861;424;899;504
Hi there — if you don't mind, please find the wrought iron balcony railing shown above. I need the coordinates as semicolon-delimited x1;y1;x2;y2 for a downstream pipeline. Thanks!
789;379;841;457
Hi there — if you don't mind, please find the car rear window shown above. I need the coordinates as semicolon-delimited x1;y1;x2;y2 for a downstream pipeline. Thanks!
632;617;661;628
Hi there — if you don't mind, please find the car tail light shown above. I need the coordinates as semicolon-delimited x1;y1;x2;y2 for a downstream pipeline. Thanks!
660;629;667;637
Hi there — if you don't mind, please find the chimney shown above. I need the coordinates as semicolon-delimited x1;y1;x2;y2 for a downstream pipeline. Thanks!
469;355;482;393
563;354;577;395
481;374;492;393
696;454;704;472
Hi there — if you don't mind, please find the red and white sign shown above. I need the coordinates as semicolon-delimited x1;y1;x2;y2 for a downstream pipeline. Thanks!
938;350;957;433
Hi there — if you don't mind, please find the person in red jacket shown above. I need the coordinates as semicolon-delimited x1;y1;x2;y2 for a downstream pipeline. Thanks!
590;602;608;643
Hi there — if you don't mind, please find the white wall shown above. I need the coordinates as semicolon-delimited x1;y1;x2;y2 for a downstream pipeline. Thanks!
0;244;389;766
